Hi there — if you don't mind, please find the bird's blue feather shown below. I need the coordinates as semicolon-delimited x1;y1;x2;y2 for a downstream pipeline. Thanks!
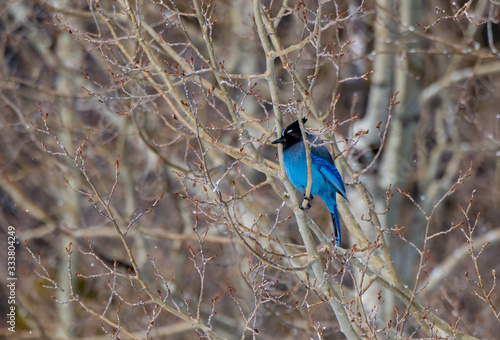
310;154;347;201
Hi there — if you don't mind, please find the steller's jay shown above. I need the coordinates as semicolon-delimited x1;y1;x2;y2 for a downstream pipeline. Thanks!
272;118;348;246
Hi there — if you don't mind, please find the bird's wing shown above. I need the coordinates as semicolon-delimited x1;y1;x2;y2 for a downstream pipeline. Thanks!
311;154;347;201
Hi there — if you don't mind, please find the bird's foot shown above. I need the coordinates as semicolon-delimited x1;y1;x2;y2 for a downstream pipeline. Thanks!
299;194;313;211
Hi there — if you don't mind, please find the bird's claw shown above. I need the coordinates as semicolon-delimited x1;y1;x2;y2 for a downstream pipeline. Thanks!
299;201;311;211
300;194;313;211
303;194;314;201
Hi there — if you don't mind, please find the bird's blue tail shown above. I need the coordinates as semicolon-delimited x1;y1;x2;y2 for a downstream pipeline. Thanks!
331;206;341;247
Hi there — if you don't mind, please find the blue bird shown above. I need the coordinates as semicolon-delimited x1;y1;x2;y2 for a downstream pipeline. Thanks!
272;118;348;246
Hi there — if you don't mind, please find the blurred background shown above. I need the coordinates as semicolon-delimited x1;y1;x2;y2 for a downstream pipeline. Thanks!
1;0;499;339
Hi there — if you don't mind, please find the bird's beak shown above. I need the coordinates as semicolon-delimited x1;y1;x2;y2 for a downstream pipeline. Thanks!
272;137;285;144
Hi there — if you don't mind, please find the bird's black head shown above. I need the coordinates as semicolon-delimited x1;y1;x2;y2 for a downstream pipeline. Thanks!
272;118;307;150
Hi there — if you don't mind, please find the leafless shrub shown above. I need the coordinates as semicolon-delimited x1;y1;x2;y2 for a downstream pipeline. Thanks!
1;0;500;339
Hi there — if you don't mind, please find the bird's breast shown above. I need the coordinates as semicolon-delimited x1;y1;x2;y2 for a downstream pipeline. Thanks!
283;144;326;195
